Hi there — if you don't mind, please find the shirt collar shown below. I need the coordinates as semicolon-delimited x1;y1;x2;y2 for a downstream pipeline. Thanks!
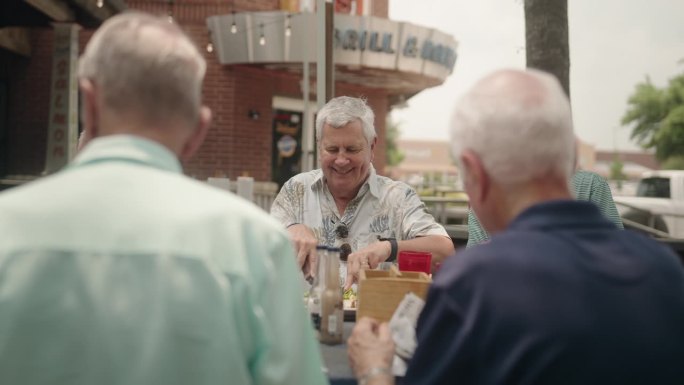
311;164;382;199
69;134;183;174
508;200;612;231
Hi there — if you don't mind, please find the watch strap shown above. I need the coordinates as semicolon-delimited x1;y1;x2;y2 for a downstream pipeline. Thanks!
379;237;398;262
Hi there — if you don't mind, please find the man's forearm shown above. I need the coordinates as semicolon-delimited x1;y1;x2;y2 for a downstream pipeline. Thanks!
397;235;455;263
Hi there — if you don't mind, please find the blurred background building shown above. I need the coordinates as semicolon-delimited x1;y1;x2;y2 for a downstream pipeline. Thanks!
0;0;458;189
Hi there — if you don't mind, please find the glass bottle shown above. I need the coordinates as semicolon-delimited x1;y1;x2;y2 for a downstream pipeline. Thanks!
319;246;344;345
309;245;328;337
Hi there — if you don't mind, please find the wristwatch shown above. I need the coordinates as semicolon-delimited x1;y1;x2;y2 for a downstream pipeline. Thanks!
378;237;398;262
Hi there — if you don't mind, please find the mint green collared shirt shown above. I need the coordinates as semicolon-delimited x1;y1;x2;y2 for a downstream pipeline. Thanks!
0;135;328;385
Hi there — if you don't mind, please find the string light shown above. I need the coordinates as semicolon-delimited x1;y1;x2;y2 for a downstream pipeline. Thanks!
285;14;291;37
206;11;304;47
207;0;217;53
166;0;174;23
230;10;237;33
259;23;266;46
96;0;103;8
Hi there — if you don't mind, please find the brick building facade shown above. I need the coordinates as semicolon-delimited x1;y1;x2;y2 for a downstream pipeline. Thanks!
0;0;455;186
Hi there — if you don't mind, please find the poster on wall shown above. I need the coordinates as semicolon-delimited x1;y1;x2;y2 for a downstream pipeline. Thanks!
272;109;303;188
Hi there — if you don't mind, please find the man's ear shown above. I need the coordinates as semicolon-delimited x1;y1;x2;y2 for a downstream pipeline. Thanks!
79;79;99;142
180;105;212;161
369;136;377;162
460;150;489;205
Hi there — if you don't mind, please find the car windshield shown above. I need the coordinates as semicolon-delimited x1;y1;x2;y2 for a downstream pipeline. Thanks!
636;177;670;198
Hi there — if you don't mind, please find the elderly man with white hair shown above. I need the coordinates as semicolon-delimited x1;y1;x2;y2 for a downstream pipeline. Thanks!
0;12;327;385
271;96;454;289
347;69;684;385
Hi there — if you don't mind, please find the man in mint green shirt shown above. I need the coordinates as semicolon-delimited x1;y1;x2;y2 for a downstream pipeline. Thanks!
0;12;327;385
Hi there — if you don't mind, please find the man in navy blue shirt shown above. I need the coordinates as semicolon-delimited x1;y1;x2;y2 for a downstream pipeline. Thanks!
347;69;684;385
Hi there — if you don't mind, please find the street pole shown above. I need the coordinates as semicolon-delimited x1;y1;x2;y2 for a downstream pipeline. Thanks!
316;0;334;111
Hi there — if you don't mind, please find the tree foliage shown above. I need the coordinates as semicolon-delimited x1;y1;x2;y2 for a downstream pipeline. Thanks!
610;158;626;181
609;158;626;189
385;118;404;167
661;155;684;170
622;72;684;163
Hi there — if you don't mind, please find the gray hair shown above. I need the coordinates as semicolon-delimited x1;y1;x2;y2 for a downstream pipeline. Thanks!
315;96;376;143
450;69;575;186
78;11;206;127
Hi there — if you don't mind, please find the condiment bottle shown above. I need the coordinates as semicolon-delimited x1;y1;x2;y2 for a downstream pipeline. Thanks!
319;246;344;345
309;245;328;336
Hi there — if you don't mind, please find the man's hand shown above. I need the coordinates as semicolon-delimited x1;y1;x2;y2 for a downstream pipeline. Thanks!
348;317;395;383
286;224;318;279
344;240;391;290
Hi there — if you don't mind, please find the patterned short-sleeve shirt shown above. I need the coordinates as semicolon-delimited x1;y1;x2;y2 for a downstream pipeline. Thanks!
271;166;449;251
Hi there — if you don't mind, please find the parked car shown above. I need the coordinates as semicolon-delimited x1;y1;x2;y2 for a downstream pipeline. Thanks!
614;170;684;238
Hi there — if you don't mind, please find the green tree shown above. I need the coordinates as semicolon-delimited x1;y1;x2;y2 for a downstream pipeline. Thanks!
385;118;404;167
622;72;684;163
609;158;626;189
661;155;684;170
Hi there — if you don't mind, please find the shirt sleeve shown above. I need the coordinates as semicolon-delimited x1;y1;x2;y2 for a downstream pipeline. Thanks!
587;174;624;229
249;231;328;385
399;188;449;239
404;283;472;384
466;209;490;247
270;179;304;228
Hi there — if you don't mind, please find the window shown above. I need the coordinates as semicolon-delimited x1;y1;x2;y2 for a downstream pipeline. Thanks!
636;177;670;198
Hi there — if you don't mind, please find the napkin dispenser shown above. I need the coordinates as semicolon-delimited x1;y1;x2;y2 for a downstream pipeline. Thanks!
356;265;432;323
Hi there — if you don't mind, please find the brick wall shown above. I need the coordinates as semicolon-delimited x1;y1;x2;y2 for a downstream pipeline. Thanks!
2;0;393;181
187;65;279;181
371;0;389;18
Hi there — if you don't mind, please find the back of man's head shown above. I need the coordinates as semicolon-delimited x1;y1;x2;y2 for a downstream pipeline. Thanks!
78;11;206;129
450;69;575;186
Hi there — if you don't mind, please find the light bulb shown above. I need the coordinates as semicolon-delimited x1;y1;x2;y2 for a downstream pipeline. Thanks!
206;42;214;53
96;0;103;8
259;35;266;46
230;22;237;34
285;25;291;37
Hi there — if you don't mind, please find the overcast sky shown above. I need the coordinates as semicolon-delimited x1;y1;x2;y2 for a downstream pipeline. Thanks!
388;0;684;151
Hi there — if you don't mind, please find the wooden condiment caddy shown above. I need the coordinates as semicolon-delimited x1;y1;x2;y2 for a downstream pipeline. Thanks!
356;265;432;323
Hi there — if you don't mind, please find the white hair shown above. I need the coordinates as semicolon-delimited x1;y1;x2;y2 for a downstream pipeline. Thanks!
315;96;376;143
78;11;206;126
450;69;575;185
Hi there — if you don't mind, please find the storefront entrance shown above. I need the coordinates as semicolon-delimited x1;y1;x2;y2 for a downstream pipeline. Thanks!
271;109;303;188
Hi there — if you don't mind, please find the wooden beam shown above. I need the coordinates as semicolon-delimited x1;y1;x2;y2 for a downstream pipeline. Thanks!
0;27;31;57
23;0;74;22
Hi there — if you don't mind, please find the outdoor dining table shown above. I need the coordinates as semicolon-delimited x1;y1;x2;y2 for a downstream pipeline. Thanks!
320;322;357;385
320;321;404;385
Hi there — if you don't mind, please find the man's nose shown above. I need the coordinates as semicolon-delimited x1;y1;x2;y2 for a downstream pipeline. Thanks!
334;153;350;165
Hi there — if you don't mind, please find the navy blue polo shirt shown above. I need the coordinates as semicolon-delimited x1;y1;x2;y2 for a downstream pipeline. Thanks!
405;200;684;384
